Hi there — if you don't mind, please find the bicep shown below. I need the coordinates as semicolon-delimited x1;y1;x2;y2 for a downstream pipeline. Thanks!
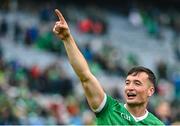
81;72;105;111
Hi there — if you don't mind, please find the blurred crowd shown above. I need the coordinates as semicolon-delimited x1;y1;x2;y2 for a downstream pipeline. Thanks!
0;0;180;125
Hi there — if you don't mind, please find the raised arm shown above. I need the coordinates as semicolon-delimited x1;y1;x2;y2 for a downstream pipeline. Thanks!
53;9;105;110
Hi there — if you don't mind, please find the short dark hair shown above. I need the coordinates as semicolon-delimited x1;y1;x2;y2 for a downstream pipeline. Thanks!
127;66;156;85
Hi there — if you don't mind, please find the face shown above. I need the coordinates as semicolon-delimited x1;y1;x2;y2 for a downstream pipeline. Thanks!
124;72;154;106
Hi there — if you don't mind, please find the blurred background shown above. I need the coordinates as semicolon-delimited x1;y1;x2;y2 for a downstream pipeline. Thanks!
0;0;180;125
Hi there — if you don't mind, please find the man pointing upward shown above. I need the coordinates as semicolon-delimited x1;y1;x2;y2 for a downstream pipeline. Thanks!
53;9;164;125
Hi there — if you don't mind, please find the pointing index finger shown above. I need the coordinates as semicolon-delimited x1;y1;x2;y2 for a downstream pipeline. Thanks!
55;9;65;22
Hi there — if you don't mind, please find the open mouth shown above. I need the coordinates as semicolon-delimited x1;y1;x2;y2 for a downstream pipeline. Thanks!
127;92;137;98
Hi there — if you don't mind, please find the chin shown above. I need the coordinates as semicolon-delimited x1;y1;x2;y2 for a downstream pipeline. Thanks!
127;101;137;105
126;100;145;106
126;99;140;105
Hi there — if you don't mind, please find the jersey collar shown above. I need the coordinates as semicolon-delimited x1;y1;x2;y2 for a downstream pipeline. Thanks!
124;104;149;122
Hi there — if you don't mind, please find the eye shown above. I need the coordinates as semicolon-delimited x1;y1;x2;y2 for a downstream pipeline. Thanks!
125;82;129;85
125;80;131;86
135;82;141;86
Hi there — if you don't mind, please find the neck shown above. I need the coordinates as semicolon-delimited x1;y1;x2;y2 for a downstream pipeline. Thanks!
125;103;147;117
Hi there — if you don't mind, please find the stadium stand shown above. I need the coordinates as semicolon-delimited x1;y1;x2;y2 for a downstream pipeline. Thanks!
0;0;179;125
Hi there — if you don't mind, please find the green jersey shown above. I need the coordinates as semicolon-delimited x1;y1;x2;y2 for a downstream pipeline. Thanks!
95;95;164;125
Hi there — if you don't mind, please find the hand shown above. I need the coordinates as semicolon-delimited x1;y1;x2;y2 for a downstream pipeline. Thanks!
53;9;70;40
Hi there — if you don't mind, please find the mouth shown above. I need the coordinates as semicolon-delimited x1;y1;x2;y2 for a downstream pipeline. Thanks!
127;92;137;99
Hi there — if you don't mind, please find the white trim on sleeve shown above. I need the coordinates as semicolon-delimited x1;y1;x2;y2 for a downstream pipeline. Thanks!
92;93;107;113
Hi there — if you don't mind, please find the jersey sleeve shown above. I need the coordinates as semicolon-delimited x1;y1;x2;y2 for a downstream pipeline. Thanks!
95;94;119;116
92;93;107;113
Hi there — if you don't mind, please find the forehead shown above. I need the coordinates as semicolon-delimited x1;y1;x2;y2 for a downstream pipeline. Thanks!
126;72;149;82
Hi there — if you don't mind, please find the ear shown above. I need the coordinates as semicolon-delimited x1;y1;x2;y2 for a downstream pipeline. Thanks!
148;86;154;97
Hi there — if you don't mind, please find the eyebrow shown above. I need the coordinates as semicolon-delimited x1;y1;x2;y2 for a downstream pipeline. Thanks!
125;79;142;84
134;80;142;84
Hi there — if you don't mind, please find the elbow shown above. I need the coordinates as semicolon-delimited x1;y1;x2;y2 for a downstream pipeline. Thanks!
78;70;92;82
79;75;91;83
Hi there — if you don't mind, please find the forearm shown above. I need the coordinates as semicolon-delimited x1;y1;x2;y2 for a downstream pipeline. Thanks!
62;35;90;81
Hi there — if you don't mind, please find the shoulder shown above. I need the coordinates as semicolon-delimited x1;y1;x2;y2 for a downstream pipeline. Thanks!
106;95;124;108
146;112;164;125
95;94;124;115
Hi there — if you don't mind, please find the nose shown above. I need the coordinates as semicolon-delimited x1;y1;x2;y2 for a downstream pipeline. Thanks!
126;83;135;90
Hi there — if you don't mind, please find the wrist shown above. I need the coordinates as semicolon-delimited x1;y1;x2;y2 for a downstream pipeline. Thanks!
62;34;72;42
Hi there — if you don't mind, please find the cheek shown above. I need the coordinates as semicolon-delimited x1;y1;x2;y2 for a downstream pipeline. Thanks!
124;86;128;93
137;88;149;98
124;86;128;97
140;90;149;99
124;86;127;91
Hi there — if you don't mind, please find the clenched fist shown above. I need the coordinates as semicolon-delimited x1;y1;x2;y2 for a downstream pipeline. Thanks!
53;9;71;40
